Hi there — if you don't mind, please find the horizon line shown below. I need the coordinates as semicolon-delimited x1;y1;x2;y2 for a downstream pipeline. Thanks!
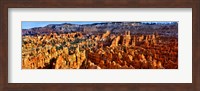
22;21;177;29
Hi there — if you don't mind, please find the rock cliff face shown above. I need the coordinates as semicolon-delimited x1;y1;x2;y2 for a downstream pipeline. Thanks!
110;36;120;47
122;31;131;46
22;22;178;36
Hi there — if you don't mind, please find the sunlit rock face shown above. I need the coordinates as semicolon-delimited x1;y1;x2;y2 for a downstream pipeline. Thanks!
122;31;131;46
110;36;120;47
22;22;178;69
102;31;110;40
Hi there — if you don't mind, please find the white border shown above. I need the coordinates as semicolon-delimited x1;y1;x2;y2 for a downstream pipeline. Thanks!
8;8;192;83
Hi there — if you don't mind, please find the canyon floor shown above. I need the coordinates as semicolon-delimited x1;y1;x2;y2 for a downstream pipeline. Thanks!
22;29;178;69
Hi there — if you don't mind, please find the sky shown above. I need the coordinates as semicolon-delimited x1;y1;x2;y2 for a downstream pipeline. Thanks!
22;21;176;29
22;22;103;29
